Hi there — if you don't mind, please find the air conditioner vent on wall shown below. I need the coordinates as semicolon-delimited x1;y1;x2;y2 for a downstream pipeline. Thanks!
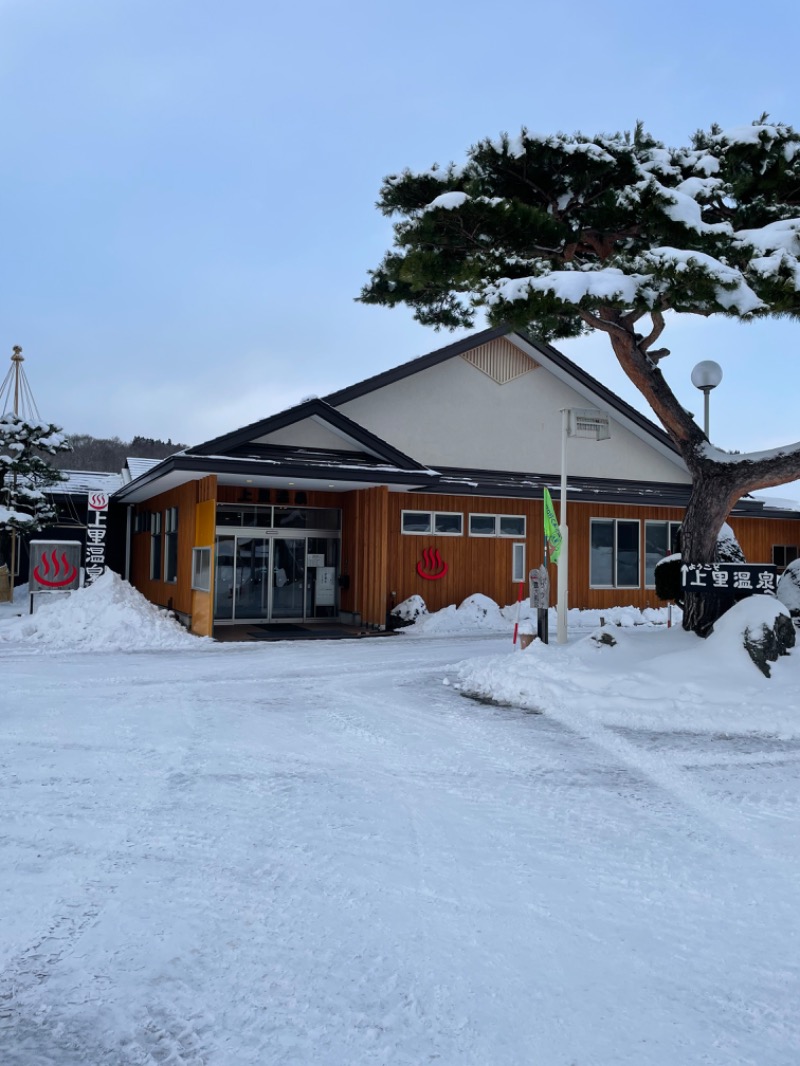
461;339;538;384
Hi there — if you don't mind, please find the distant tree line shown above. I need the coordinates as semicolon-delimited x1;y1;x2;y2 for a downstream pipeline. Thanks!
48;434;186;473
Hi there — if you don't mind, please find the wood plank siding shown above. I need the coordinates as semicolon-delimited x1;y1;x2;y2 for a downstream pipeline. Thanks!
129;482;201;617
384;495;800;616
342;486;389;627
386;493;541;617
129;478;800;630
190;476;218;636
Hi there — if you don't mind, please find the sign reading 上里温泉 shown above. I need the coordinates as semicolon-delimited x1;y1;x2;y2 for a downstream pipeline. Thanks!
29;540;81;592
85;492;109;585
680;563;777;595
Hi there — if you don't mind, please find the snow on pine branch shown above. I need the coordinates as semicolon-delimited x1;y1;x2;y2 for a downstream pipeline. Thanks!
710;122;800;160
701;441;800;465
484;248;764;316
485;268;645;308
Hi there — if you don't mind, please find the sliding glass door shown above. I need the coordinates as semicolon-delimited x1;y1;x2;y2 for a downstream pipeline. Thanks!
214;535;271;622
270;537;306;620
234;537;271;620
214;532;339;624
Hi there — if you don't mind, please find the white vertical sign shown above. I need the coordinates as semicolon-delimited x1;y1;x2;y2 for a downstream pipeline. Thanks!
85;492;109;585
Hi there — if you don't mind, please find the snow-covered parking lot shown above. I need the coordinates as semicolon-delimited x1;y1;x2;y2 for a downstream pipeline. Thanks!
2;582;800;1064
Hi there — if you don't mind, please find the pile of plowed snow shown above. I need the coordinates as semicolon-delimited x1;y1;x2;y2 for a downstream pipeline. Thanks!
0;570;208;651
396;593;674;636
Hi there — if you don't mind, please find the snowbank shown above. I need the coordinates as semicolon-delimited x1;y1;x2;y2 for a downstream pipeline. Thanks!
0;570;208;652
455;597;800;738
778;559;800;615
400;594;675;637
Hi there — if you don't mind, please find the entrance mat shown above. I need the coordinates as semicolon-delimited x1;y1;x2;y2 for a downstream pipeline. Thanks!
251;623;308;633
246;624;363;640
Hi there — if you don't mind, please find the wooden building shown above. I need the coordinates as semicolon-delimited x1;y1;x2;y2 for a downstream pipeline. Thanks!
113;327;800;636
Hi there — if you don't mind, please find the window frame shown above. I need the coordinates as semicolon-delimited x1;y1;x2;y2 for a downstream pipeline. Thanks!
401;510;463;536
149;511;162;581
499;514;526;538
590;518;641;589
191;546;212;592
773;544;799;570
468;513;527;538
164;506;179;584
644;520;682;587
512;542;526;583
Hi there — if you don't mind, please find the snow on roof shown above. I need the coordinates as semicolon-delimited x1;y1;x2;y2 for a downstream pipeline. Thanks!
55;469;124;495
125;457;164;481
751;493;800;511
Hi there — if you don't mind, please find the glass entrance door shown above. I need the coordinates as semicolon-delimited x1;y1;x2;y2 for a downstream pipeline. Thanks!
214;535;271;622
270;537;306;620
214;533;339;624
234;536;271;620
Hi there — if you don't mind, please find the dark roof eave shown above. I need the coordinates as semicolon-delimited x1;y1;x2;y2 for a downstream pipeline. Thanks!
113;453;438;501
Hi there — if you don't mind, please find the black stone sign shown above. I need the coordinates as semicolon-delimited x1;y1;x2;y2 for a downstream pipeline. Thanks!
680;563;777;597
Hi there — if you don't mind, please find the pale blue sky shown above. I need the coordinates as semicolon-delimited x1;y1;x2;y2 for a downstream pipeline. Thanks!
2;0;799;497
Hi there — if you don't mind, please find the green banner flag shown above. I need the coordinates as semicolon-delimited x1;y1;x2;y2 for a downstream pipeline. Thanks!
543;487;562;565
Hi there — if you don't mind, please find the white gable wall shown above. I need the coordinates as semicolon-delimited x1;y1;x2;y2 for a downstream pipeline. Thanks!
254;418;363;452
337;349;690;483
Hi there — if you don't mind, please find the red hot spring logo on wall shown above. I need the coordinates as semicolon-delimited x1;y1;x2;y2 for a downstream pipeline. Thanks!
416;547;448;580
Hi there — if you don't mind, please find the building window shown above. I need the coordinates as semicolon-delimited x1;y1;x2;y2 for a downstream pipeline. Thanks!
191;547;211;592
512;542;526;583
434;512;463;535
401;510;463;535
150;511;162;580
590;519;640;588
645;521;682;586
469;514;527;537
164;507;179;583
499;515;526;537
134;510;149;534
216;504;341;531
773;545;799;571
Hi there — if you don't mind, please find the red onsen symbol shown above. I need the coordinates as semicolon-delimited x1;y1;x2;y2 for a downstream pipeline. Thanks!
416;546;448;580
33;549;78;588
88;493;108;510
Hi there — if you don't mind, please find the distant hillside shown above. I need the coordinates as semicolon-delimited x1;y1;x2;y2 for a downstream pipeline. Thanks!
50;435;186;473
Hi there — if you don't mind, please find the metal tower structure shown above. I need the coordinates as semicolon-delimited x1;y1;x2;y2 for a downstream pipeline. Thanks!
0;346;43;597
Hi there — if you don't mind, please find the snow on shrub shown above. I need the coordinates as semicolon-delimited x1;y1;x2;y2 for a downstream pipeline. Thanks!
777;559;800;618
715;522;747;563
390;594;428;627
457;593;503;625
709;596;795;677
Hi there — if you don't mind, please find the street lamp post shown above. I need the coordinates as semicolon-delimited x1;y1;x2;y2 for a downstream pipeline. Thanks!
556;408;610;644
690;360;723;437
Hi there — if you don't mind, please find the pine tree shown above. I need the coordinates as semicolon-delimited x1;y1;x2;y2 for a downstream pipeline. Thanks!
0;414;70;573
360;117;800;635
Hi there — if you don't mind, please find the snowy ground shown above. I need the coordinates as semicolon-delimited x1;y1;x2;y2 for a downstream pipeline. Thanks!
2;579;800;1064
